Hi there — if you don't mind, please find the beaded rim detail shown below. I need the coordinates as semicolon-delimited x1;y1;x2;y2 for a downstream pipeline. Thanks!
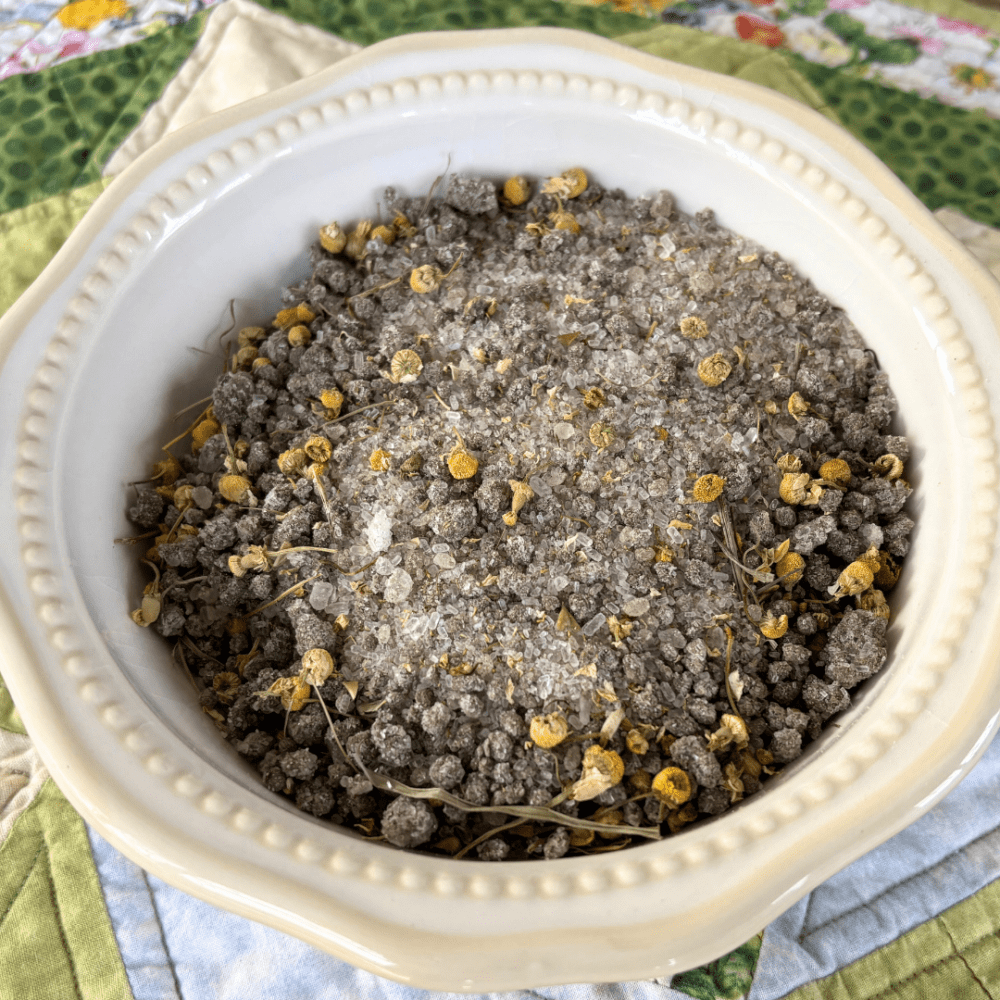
12;64;998;905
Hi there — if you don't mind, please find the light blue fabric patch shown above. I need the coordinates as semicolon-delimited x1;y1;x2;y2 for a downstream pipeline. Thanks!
750;729;1000;1000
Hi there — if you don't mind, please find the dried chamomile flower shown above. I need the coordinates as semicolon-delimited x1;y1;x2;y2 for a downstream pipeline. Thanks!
503;479;535;526
697;352;732;387
707;714;749;752
447;441;479;480
173;483;195;509
219;474;254;504
679;315;710;339
233;345;258;370
319;221;347;254
212;672;240;705
345;219;373;259
723;762;745;803
572;745;625;801
776;453;802;474
277;448;308;475
400;453;423;475
569;828;595;847
237;326;266;348
874;551;901;590
549;209;581;234
295;304;315;323
369;448;391;472
320;387;344;418
260;675;310;712
625;729;649;755
390;349;423;384
301;647;335;686
502;175;531;206
764;400;778;415
589;422;615;449
410;264;443;294
667;802;699;835
651;767;693;808
582;386;606;410
819;458;852;488
776;551;805;587
858;545;882;573
542;167;588;199
779;472;812;505
760;613;789;639
831;559;875;598
274;307;299;329
191;416;221;453
392;211;416;237
607;615;634;642
495;358;513;374
874;454;904;481
787;392;810;420
304;436;332;463
151;455;182;486
370;224;396;246
630;769;652;793
857;587;891;620
251;357;272;372
130;588;161;627
288;324;311;348
692;474;724;503
529;712;569;749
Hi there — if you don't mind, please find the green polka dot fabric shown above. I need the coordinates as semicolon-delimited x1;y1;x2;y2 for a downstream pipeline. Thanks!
791;54;1000;226
0;12;205;213
252;0;651;46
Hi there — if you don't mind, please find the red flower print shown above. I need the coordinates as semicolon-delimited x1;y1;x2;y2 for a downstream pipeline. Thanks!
735;13;785;47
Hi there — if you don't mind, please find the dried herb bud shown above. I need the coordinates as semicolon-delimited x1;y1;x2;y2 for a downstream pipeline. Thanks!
410;265;443;294
151;455;182;485
589;422;615;449
777;453;802;474
130;591;161;627
251;356;272;371
819;458;852;487
679;315;709;339
345;220;373;260
723;762;745;803
630;769;652;792
301;647;334;686
390;349;423;384
304;436;332;463
392;211;416;237
232;346;258;370
776;551;805;587
788;392;810;419
764;400;779;415
371;224;396;245
572;745;625;801
225;616;247;635
212;672;240;704
569;828;595;847
295;304;316;323
173;484;196;509
274;307;299;329
495;358;513;374
277;448;308;475
583;386;606;410
625;729;649;755
369;449;391;472
857;587;891;620
738;749;762;779
651;766;692;808
319;222;347;254
320;387;344;418
529;712;569;749
502;511;518;527
503;175;531;205
706;713;749;752
692;474;725;502
261;676;310;712
760;613;789;639
288;324;311;348
219;474;253;503
832;559;875;597
697;352;732;387
191;416;221;453
779;472;812;505
549;209;580;234
756;749;775;766
542;167;588;199
400;453;423;474
447;443;479;480
874;551;901;590
227;554;247;577
237;326;266;348
874;454;904;480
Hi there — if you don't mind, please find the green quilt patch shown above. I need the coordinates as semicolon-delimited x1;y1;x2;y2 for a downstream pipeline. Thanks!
0;780;131;1000
672;933;763;1000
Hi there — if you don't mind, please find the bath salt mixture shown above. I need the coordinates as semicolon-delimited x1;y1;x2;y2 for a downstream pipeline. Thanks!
125;168;913;860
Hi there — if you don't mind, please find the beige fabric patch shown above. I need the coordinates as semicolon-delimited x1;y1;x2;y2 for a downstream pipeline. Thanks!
104;0;360;175
0;729;49;846
934;207;1000;283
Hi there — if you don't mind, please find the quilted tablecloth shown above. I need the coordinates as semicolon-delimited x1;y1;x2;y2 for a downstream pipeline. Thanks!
2;0;1000;996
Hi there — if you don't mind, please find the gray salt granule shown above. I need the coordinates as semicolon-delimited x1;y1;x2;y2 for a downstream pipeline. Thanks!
130;172;914;860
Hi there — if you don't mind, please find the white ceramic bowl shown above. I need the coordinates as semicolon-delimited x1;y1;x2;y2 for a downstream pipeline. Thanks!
2;27;1000;991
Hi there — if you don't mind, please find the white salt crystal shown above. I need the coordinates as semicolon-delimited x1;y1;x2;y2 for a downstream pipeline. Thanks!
582;613;606;637
434;552;457;569
309;581;335;611
384;568;413;604
622;597;650;617
365;508;393;553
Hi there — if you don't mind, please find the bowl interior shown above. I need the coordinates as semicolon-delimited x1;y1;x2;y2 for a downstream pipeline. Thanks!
56;71;950;823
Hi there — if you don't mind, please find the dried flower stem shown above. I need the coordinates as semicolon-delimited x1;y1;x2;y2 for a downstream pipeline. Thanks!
357;766;661;840
161;405;212;453
320;400;395;429
454;816;529;860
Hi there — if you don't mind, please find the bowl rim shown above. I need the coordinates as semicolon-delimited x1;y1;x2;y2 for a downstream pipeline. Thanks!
3;25;1000;990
